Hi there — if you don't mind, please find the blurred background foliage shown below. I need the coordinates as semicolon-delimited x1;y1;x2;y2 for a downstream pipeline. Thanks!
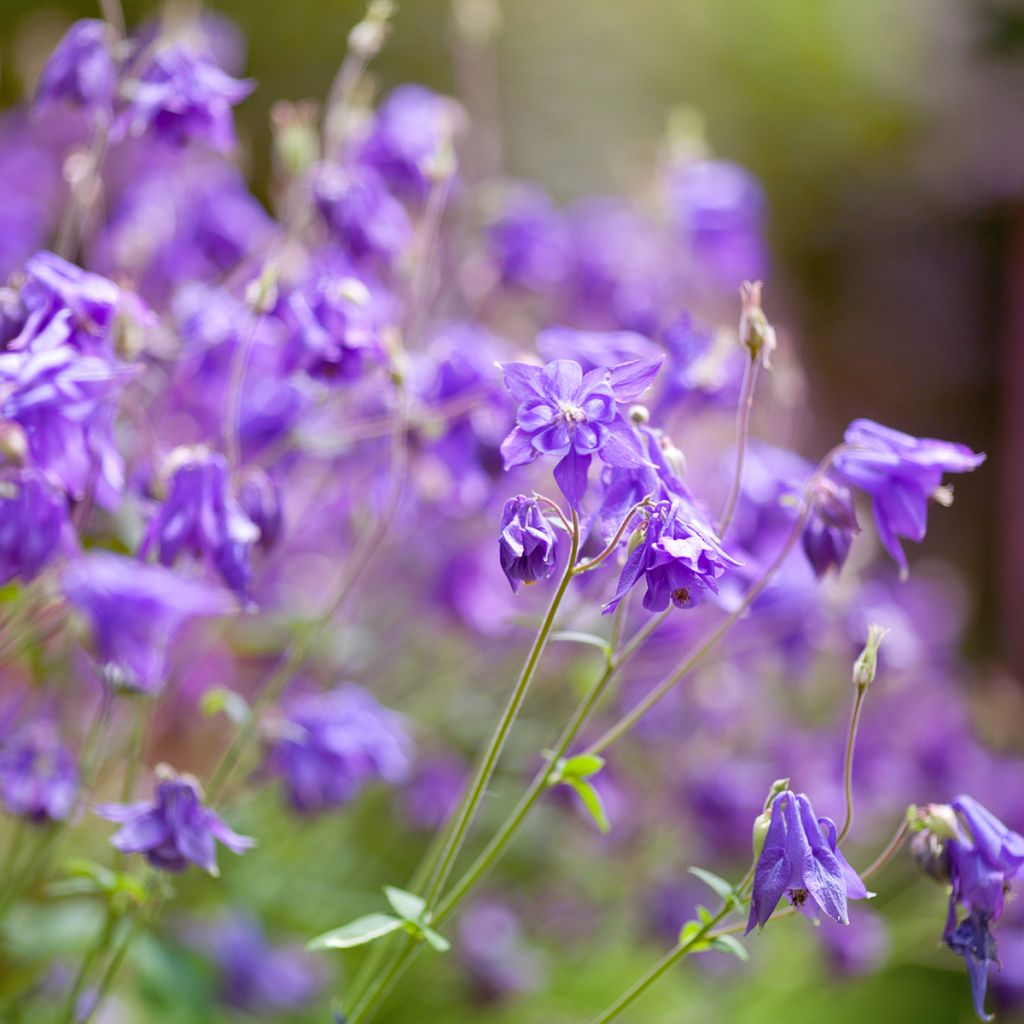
3;1;1024;1021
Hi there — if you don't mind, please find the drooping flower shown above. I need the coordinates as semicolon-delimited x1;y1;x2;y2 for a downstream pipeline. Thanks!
34;20;117;119
498;496;559;592
140;448;259;601
499;356;662;508
0;718;79;823
485;182;571;293
603;499;739;614
95;767;254;875
802;475;861;578
237;467;284;552
63;553;235;693
263;685;413;815
0;466;74;585
833;420;985;576
113;45;254;153
746;790;868;933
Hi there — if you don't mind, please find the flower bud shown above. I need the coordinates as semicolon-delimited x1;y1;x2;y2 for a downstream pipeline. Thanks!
918;802;960;841
910;829;952;885
738;280;776;367
752;807;773;860
498;496;558;592
238;469;284;552
852;624;889;688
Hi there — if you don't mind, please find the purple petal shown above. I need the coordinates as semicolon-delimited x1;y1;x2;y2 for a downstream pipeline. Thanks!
553;450;591;510
607;356;664;402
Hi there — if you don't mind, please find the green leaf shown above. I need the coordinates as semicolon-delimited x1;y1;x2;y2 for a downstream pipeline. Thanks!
567;778;610;833
560;754;605;779
549;631;613;657
307;914;403;951
383;886;427;923
200;686;250;725
696;904;713;924
711;934;749;961
688;867;744;913
677;920;710;951
421;926;451;953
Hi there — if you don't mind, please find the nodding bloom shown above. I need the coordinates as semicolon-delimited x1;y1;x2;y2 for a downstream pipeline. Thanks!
113;45;254;153
63;553;235;693
603;499;739;614
832;420;985;577
499;356;662;509
263;686;413;815
0;466;74;585
34;20;117;119
485;182;571;293
802;475;860;579
141;448;260;601
0;719;79;823
915;796;1024;1020
237;467;284;552
498;496;559;592
95;768;254;875
746;790;868;933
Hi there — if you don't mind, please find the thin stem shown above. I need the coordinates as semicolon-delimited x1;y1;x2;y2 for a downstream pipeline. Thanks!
573;498;651;575
59;909;118;1024
837;684;867;844
717;353;759;541
584;447;844;757
224;309;266;470
76;901;153;1024
533;494;572;535
861;820;911;880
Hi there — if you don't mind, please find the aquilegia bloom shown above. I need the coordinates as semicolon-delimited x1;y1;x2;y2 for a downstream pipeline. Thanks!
0;467;73;585
0;719;79;823
802;475;860;578
603;499;739;614
499;356;662;508
95;768;254;875
917;796;1024;1019
746;790;868;933
833;420;985;576
34;20;117;119
498;496;559;592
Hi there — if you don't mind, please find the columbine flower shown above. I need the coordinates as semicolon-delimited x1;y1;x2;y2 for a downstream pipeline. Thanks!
63;553;235;693
114;45;254;153
95;767;254;875
485;182;571;293
0;467;74;585
802;475;860;578
263;686;413;815
499;356;662;508
141;448;259;601
603;499;739;614
746;790;868;933
832;420;985;577
915;796;1024;1019
34;20;117;119
237;467;284;552
498;496;559;592
0;719;79;823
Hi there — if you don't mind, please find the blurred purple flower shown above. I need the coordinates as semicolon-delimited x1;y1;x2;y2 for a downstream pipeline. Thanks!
63;552;235;693
603;499;739;614
498;495;559;592
0;718;79;823
499;356;661;508
833;419;985;576
264;685;413;815
486;182;571;293
95;768;253;874
113;45;254;152
458;900;545;1003
237;467;284;551
34;20;117;119
0;466;74;585
802;475;860;578
401;755;466;831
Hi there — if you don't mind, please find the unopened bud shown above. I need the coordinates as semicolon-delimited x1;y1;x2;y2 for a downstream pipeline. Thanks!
271;100;320;178
911;830;952;885
348;0;396;60
628;404;650;425
738;281;777;367
853;624;889;688
752;808;772;859
918;802;960;841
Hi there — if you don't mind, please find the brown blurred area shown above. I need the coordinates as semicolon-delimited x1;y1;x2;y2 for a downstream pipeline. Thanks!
2;0;1024;669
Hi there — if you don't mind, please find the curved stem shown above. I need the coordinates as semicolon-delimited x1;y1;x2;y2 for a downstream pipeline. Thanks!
573;498;651;575
224;309;266;470
860;820;911;881
717;353;759;541
837;684;867;844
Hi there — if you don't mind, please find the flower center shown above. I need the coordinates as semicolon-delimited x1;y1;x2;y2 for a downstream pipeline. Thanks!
671;587;692;608
788;888;809;908
556;400;587;427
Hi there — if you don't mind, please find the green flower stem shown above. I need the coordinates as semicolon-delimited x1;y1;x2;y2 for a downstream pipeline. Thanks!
583;446;846;758
717;351;760;541
59;908;119;1024
837;683;868;844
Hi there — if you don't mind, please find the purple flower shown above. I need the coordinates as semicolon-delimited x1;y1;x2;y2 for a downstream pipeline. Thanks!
264;686;413;815
802;476;861;578
746;790;868;933
485;183;570;293
63;553;235;693
0;467;74;585
499;356;662;508
0;719;79;823
358;85;464;198
313;163;412;266
34;20;117;118
140;448;259;601
188;912;325;1014
833;419;985;576
948;910;1001;1021
458;900;545;1003
95;768;253;875
498;496;559;592
114;45;254;152
237;468;284;552
603;499;739;614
